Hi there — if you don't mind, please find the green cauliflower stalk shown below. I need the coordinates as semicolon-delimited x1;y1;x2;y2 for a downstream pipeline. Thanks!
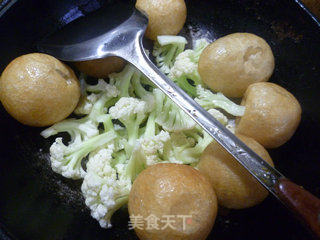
125;111;170;181
162;128;213;165
169;39;210;97
49;131;117;179
109;64;136;98
153;35;187;75
41;118;99;143
109;97;148;156
75;77;119;115
42;81;119;141
153;89;196;132
195;85;245;117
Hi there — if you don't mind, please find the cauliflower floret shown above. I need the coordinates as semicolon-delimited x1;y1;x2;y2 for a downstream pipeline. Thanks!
43;91;118;143
226;119;236;133
207;109;228;125
82;167;131;228
169;38;210;79
196;85;245;117
114;124;124;131
49;137;86;179
50;138;67;165
75;78;119;116
169;50;198;79
87;144;115;177
109;97;148;120
153;35;187;74
75;93;100;115
41;118;99;141
193;38;210;59
131;72;155;112
115;163;126;174
140;130;170;166
82;172;112;228
109;97;149;155
162;130;213;165
78;120;100;139
82;141;131;228
87;79;120;97
49;131;116;179
154;89;196;132
168;38;210;97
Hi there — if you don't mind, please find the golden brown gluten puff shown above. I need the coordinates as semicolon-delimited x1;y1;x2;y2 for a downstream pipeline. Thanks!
129;163;217;240
0;53;80;126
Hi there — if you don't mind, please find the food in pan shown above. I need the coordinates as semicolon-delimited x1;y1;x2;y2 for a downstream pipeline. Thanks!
198;33;275;98
74;56;126;78
38;35;242;228
128;163;217;240
236;82;302;148
0;1;303;239
198;134;274;209
0;53;80;126
135;0;187;40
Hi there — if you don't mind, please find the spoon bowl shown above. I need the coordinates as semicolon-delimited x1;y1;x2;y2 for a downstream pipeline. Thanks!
38;4;147;61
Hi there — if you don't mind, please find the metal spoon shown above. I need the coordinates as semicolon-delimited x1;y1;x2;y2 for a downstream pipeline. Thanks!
38;5;320;238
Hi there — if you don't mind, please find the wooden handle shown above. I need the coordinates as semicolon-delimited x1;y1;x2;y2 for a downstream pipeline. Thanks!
275;178;320;238
302;0;320;18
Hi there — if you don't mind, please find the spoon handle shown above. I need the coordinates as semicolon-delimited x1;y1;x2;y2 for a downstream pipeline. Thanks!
128;42;283;193
123;40;320;238
276;178;320;238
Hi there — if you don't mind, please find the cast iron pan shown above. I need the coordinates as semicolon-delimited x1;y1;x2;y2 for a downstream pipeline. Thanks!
0;0;320;239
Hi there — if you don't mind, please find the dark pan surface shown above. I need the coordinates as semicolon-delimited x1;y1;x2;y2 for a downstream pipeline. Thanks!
0;0;320;239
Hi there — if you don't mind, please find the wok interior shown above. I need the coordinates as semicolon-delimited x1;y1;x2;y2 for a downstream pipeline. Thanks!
0;0;320;239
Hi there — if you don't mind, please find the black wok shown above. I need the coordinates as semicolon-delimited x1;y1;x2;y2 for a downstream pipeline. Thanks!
0;0;320;239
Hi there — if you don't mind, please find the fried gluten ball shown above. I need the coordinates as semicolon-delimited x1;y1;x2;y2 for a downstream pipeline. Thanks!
198;134;274;209
0;53;80;127
128;163;217;240
198;33;275;98
236;82;302;148
74;57;125;78
135;0;187;40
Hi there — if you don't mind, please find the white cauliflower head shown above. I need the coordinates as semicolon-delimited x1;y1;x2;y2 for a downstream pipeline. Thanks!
169;39;209;80
169;50;198;79
87;144;115;178
81;169;131;228
140;130;170;166
87;79;120;98
50;137;86;179
109;97;148;120
75;93;100;115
